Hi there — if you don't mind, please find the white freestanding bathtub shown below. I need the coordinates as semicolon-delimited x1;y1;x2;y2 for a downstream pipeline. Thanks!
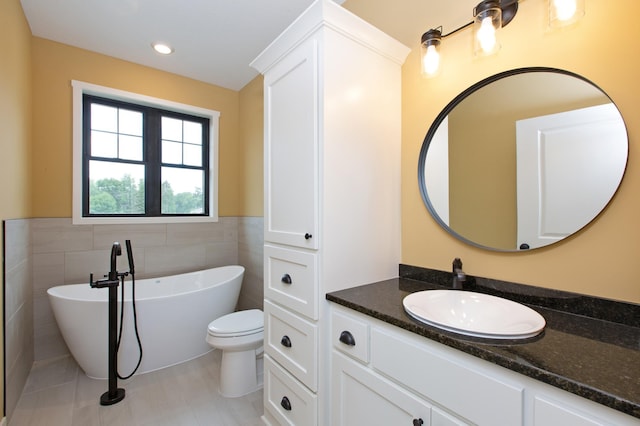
47;265;244;379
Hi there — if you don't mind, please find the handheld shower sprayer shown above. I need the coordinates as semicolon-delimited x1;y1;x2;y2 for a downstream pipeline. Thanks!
117;239;143;381
125;239;135;275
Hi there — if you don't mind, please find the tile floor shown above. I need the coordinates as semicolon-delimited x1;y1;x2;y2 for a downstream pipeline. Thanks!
9;350;264;425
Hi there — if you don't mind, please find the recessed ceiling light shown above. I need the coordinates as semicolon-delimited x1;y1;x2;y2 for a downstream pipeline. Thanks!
152;43;174;55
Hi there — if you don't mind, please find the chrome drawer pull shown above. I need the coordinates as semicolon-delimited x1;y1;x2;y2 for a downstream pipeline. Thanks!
339;330;356;346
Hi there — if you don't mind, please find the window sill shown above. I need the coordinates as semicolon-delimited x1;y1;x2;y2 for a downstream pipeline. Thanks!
71;215;219;225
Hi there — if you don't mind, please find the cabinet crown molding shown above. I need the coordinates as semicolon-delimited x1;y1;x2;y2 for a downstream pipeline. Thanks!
250;0;410;73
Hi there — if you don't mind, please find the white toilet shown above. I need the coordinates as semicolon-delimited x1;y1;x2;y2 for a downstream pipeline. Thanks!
206;309;264;398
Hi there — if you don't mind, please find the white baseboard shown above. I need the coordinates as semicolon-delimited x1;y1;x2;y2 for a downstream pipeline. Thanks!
1;416;6;426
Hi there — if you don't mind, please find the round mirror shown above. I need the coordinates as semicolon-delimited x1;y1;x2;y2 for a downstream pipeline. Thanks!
418;67;628;252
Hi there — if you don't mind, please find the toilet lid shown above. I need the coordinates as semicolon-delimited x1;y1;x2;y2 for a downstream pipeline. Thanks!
207;309;264;337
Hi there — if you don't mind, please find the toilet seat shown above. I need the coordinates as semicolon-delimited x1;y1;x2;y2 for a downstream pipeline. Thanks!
207;309;263;338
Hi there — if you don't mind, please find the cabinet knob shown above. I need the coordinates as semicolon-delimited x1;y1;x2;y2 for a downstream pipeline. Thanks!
281;396;292;411
281;273;292;284
339;330;356;346
281;335;292;348
304;233;313;240
412;419;424;426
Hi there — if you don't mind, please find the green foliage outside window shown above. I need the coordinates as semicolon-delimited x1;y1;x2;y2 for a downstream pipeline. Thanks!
90;175;203;215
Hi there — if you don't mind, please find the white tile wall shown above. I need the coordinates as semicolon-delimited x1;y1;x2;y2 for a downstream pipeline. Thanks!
238;217;264;311
4;219;34;418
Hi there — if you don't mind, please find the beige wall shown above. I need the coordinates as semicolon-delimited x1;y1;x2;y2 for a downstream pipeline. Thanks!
238;75;264;217
0;0;34;417
395;0;640;303
31;38;243;217
1;2;32;217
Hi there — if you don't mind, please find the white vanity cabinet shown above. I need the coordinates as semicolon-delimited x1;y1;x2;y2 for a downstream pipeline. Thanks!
331;304;640;426
251;1;409;425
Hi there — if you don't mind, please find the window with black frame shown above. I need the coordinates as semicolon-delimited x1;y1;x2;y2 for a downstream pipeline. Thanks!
83;95;210;218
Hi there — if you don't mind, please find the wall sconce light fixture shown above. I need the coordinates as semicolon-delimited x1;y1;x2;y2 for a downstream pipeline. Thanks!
421;28;442;77
549;0;585;27
420;0;586;77
421;0;519;77
473;0;518;56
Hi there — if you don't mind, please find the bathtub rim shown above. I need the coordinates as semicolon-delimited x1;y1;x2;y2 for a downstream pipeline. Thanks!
46;264;245;302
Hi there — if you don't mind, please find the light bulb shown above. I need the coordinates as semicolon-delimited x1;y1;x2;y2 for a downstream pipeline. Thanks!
477;16;497;54
422;45;441;76
553;0;577;21
550;0;584;27
152;43;174;55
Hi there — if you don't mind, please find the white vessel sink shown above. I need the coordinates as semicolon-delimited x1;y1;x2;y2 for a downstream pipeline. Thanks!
403;290;546;339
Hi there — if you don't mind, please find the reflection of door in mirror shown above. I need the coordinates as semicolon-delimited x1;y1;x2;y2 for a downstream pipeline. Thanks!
424;116;449;225
516;103;628;250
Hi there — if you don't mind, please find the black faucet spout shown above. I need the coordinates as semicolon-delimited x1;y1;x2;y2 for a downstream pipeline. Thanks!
452;257;466;290
109;242;122;281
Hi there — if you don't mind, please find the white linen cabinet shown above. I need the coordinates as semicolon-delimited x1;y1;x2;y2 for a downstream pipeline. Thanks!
250;1;409;424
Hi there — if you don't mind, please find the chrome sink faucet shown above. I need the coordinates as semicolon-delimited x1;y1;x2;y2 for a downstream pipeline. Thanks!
452;258;466;290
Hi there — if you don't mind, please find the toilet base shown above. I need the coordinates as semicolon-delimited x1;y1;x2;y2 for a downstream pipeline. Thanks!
219;349;263;398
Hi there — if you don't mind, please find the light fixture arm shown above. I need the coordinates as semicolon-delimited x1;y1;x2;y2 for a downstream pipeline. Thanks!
441;22;473;38
434;0;519;40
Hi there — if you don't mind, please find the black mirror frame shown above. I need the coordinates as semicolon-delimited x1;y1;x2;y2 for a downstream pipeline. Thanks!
417;66;628;252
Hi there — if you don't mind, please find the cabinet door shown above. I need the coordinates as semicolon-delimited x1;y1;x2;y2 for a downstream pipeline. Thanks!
263;37;319;249
332;352;431;426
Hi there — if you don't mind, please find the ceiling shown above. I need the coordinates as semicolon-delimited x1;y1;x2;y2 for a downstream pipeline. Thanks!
20;0;478;91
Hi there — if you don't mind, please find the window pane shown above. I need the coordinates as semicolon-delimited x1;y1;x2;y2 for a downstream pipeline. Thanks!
82;93;212;220
119;135;143;161
91;104;117;132
183;121;202;145
91;130;118;158
162;117;183;142
183;144;202;167
162;140;183;164
161;167;204;214
119;109;143;136
89;160;145;214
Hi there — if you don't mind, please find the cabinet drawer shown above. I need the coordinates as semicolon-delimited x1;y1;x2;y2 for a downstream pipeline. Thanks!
534;396;607;426
264;299;318;391
264;355;318;426
331;309;369;363
371;328;524;426
265;244;318;320
432;407;471;426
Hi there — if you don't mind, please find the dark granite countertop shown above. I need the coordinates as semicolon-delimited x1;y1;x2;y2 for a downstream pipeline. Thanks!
326;265;640;420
